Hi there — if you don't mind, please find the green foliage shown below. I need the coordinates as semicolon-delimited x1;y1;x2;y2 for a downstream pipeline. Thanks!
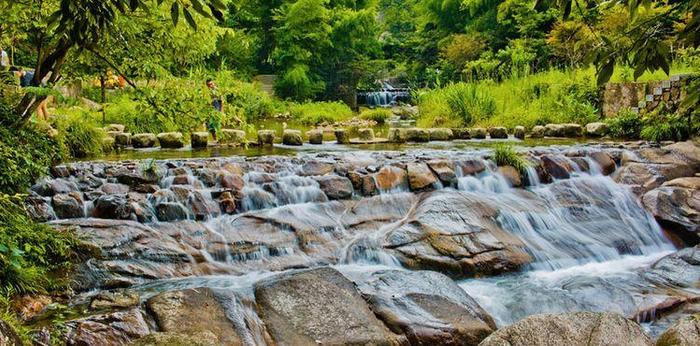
275;65;325;101
0;122;64;195
359;108;393;124
605;109;643;139
288;101;353;125
640;105;696;142
53;111;105;158
0;194;76;296
417;83;496;127
493;144;528;174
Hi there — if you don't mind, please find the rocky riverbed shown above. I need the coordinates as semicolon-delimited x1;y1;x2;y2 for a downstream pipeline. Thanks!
10;140;700;345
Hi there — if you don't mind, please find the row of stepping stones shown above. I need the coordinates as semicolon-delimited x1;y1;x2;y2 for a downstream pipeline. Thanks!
102;122;612;149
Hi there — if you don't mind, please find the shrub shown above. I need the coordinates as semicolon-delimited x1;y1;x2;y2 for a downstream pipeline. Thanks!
288;101;353;125
640;106;695;142
606;109;643;139
359;108;393;124
494;144;529;174
0;123;65;195
54;112;105;158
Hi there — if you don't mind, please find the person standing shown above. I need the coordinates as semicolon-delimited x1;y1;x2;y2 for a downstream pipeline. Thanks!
206;79;223;141
0;48;9;71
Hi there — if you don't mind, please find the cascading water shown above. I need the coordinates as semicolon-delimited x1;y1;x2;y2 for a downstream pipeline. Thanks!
51;146;696;344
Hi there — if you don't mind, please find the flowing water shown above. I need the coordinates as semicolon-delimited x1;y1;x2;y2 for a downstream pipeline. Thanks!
61;145;694;341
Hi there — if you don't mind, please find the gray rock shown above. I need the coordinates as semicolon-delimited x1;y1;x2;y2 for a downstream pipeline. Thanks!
52;193;85;219
452;128;471;140
146;288;246;345
115;132;131;147
282;130;303;146
388;128;407;143
655;313;700;346
132;133;157;148
307;129;323;145
257;130;276;146
334;129;350;144
358;128;375;141
407;162;438;191
254;267;403;345
157;132;185;149
64;309;150;346
469;128;487;139
479;312;652;346
589;151;616;175
345;268;496;345
219;129;246;146
90;290;140;310
642;178;700;243
406;128;431;142
155;202;189;222
190;132;209;149
93;195;133;220
586;122;609;137
32;178;79;197
489;127;508;139
643;246;700;288
514;126;526;140
430;128;453;141
530;125;545;138
25;196;55;222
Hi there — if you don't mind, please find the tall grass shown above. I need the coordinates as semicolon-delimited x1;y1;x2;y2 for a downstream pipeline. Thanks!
288;101;353;125
417;83;496;128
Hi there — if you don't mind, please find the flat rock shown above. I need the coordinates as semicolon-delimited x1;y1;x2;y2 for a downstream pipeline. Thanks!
656;313;700;346
643;178;700;244
407;162;438;191
64;309;150;346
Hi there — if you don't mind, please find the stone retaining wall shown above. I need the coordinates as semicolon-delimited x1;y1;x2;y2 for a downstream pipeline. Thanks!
601;74;694;117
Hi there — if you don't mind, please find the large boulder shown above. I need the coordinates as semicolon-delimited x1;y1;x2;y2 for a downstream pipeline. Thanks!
146;288;245;345
407;162;439;191
314;175;354;200
642;178;700;244
656;313;700;346
586;122;609;137
540;156;571;180
32;178;79;197
115;133;131;147
157;132;184;149
64;309;150;346
384;190;531;278
499;166;522;187
282;130;303;146
345;268;496;346
427;160;457;185
479;312;652;346
132;134;157;148
155;202;189;222
488;127;508;139
254;267;403;345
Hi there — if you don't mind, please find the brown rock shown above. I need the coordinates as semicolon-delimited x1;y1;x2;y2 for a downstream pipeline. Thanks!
65;309;150;346
427;160;457;185
499;166;522;187
589;151;616;175
656;313;700;346
407;162;438;191
314;176;354;200
375;166;408;191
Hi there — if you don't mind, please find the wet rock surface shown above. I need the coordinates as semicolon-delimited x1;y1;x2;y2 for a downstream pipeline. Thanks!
656;313;700;346
478;312;653;346
643;178;700;245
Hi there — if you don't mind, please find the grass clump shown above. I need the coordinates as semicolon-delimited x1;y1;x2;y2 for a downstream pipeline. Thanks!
417;83;496;128
494;144;529;174
288;101;353;125
53;111;106;158
359;108;393;124
605;108;643;139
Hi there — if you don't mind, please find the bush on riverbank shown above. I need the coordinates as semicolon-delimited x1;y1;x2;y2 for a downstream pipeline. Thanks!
360;108;393;124
288;101;353;125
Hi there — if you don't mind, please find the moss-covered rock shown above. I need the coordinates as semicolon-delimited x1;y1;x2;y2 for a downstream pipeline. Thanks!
282;130;303;146
469;128;487;139
388;128;407;143
429;128;453;141
489;127;508;139
257;130;275;146
406;128;430;142
514;126;526;140
307;130;323;145
357;128;375;141
334;129;350;144
157;132;185;149
132;133;157;148
219;129;246;146
190;132;209;149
